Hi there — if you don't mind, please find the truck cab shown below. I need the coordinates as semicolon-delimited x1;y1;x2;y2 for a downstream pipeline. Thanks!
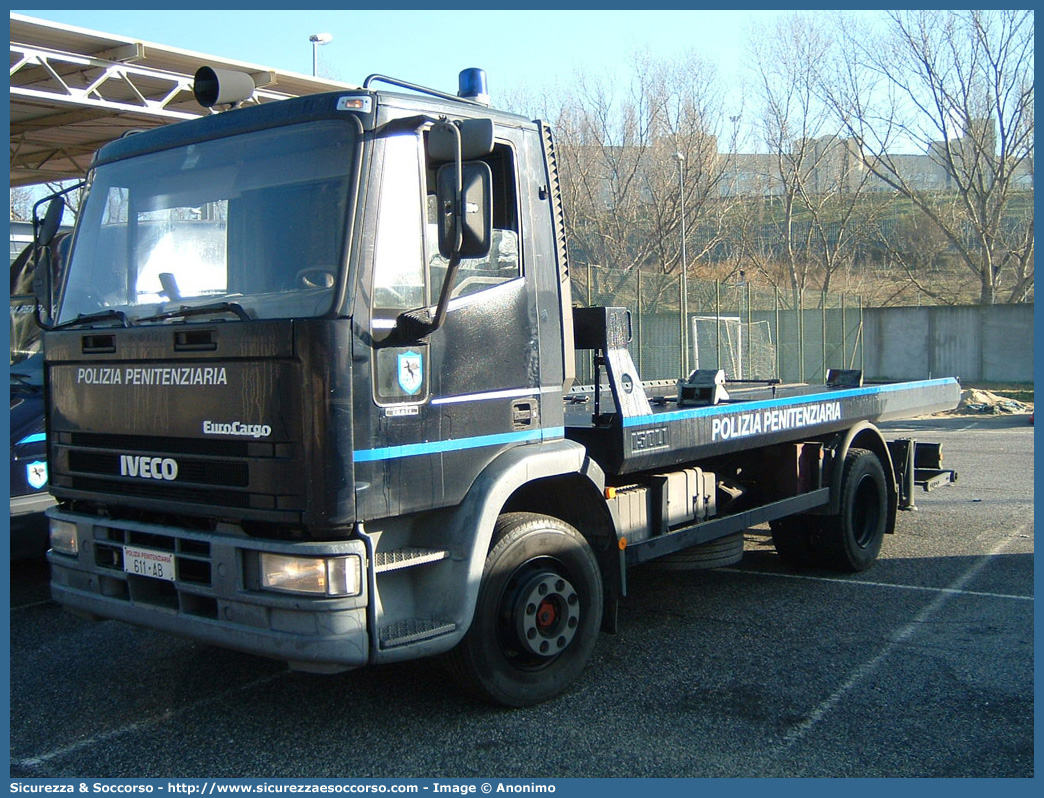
43;69;592;698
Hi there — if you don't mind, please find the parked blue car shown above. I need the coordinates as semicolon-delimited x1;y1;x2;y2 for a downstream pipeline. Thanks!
9;232;69;558
10;352;53;558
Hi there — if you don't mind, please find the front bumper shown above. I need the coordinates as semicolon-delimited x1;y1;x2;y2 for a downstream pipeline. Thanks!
46;509;369;671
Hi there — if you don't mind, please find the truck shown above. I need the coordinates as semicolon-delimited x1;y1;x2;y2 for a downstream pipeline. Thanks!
33;67;959;707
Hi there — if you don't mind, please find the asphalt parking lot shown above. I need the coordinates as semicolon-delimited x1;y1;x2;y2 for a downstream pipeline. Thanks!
7;413;1033;779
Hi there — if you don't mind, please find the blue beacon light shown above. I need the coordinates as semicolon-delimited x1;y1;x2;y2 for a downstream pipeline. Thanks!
458;68;490;105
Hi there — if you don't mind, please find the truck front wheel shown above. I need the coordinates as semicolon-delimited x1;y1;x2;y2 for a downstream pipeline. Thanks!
448;512;603;707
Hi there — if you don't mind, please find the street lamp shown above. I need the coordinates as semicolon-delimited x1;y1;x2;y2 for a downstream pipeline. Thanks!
309;33;333;77
676;152;689;376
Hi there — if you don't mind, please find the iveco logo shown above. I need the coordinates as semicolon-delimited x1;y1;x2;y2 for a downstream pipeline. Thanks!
119;455;179;481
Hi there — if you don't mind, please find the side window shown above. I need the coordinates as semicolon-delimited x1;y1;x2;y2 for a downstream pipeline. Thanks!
371;132;430;406
428;141;522;300
373;133;426;311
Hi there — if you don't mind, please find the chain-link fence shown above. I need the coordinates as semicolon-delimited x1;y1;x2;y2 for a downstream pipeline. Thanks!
571;265;864;386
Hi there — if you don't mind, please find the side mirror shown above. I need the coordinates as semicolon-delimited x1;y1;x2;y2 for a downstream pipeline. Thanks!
31;195;67;328
428;118;494;162
436;160;492;259
37;196;66;248
384;122;494;346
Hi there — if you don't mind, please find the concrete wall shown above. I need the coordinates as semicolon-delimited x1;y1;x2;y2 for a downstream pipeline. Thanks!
863;304;1034;384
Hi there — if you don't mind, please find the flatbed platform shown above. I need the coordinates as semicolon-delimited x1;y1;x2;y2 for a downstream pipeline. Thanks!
565;377;961;475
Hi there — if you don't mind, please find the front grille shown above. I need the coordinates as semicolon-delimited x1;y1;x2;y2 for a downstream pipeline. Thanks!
56;431;300;514
69;432;252;458
70;476;253;508
68;451;249;487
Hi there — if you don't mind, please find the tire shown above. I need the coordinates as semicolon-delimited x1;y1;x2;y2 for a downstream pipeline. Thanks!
812;448;889;572
769;515;818;566
447;512;603;707
651;532;745;571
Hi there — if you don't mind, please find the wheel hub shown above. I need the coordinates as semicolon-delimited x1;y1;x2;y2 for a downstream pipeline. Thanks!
515;571;580;657
536;599;557;628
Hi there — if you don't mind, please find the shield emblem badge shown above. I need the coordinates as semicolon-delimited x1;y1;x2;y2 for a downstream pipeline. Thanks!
397;350;423;396
26;461;48;490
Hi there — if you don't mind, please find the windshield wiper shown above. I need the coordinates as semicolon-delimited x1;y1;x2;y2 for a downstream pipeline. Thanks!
137;301;251;324
53;309;131;330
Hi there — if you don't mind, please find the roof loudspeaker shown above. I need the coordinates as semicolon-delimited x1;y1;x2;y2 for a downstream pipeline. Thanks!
194;66;256;108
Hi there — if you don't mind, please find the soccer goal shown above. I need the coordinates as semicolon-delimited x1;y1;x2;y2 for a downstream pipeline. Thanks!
691;315;777;381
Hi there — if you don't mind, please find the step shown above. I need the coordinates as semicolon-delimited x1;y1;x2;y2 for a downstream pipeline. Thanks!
380;618;457;649
373;547;449;574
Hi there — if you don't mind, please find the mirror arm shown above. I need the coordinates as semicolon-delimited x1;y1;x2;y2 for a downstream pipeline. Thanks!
383;252;461;347
413;120;463;339
387;119;486;345
429;254;462;334
374;115;438;137
31;288;54;333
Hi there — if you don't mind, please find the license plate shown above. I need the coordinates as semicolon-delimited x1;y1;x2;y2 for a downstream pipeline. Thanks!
123;546;176;582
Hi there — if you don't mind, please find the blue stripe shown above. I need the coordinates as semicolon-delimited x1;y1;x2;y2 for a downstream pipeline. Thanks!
354;426;565;463
17;432;46;445
622;378;958;428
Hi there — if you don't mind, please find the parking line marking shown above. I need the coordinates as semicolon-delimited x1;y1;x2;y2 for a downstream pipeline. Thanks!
772;531;1026;752
13;672;285;773
11;599;56;612
721;568;1033;602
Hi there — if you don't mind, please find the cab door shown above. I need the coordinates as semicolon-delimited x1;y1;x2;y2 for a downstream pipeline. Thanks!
427;129;543;506
353;122;544;518
354;129;442;519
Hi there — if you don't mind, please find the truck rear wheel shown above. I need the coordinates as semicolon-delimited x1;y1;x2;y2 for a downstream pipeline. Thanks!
448;512;603;707
769;516;817;566
813;448;889;572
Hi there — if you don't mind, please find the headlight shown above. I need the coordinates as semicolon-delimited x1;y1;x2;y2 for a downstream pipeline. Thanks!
260;553;362;597
50;519;78;555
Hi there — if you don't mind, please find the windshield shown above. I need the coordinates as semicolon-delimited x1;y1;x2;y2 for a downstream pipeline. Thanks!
58;120;356;325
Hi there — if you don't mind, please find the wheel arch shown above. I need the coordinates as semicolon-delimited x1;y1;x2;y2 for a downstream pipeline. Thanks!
826;422;898;533
503;472;617;554
440;438;611;647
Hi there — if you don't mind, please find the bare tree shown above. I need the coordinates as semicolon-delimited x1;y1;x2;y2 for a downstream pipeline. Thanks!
9;187;35;222
549;50;739;309
750;13;890;307
871;207;982;305
825;10;1034;304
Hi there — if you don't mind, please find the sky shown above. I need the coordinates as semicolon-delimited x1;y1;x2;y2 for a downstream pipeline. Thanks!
13;9;784;116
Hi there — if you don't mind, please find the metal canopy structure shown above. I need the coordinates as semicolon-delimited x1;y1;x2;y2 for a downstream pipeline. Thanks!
10;13;356;187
